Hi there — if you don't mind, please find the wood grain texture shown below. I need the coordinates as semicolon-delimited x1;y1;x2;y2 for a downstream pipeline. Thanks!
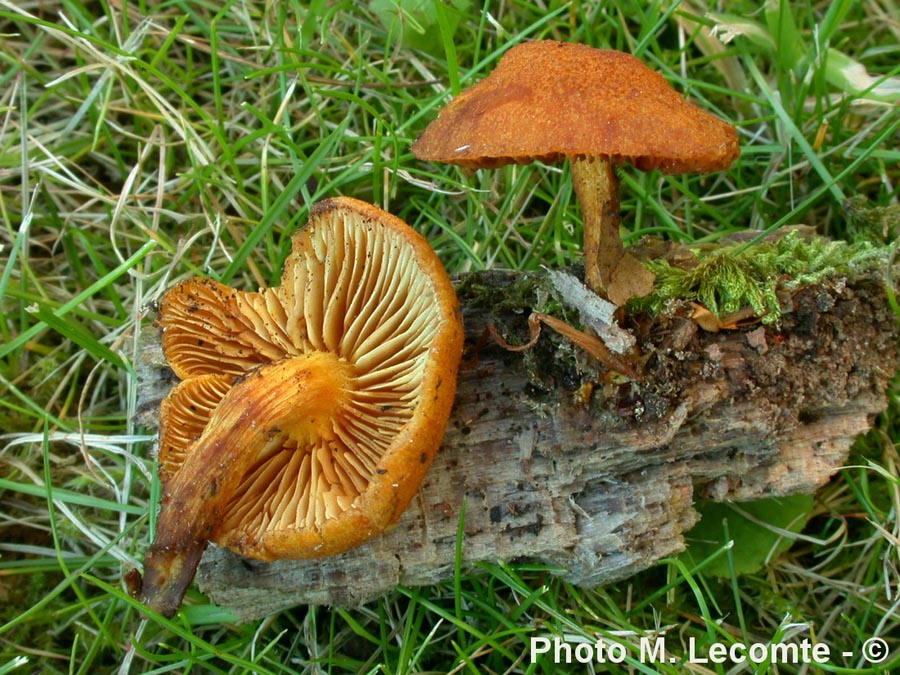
136;269;897;621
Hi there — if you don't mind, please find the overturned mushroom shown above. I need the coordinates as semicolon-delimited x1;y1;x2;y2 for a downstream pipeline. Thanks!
130;197;464;617
412;40;739;305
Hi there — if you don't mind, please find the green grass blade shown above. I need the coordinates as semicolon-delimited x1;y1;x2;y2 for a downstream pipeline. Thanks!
0;240;155;362
219;116;351;284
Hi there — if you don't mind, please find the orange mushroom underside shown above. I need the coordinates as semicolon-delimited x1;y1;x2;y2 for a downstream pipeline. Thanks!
134;197;464;617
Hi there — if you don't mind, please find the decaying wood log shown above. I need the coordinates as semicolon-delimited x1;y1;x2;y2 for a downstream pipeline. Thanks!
135;268;898;621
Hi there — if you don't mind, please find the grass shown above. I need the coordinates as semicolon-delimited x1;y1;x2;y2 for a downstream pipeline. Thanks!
1;0;899;673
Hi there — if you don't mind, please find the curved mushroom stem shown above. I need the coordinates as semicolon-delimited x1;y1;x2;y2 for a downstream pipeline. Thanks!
134;353;354;617
133;539;207;618
569;155;654;305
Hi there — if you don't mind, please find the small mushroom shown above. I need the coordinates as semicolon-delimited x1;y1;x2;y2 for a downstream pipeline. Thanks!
130;196;464;617
411;40;739;305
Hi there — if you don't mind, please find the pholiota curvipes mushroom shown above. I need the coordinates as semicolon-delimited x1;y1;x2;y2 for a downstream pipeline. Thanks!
128;196;464;617
412;40;740;306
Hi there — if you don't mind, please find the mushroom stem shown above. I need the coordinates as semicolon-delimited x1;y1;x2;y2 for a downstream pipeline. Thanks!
135;353;354;617
569;156;654;305
570;155;621;296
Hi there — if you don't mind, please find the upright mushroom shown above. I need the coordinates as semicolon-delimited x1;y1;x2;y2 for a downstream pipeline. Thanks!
411;40;739;305
129;196;464;617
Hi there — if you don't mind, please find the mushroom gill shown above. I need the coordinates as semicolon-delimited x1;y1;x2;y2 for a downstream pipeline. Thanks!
215;207;446;555
133;196;463;617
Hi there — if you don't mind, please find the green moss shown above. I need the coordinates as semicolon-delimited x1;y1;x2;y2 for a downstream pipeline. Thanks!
844;195;900;243
632;230;890;323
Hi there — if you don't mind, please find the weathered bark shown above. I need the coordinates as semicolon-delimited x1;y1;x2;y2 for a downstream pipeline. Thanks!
135;269;898;621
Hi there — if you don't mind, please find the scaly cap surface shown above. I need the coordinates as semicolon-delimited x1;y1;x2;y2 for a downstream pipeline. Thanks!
412;40;739;174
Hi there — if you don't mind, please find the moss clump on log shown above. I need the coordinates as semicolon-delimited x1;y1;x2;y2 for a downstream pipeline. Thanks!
633;229;891;324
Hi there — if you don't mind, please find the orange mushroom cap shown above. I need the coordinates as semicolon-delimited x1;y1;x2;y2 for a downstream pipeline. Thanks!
411;40;739;174
135;197;464;616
